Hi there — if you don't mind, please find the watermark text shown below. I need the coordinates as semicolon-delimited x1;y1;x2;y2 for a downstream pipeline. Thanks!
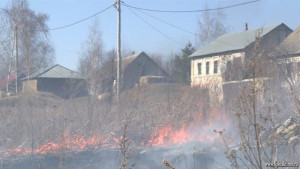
266;161;299;168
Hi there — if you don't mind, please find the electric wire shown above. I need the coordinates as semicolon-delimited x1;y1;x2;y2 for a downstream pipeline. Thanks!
1;0;260;32
122;0;259;13
45;5;113;31
131;7;196;36
125;6;184;46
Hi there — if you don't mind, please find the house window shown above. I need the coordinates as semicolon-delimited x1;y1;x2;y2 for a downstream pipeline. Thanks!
287;62;292;78
206;61;210;75
227;60;232;71
197;63;202;75
214;61;218;74
225;60;232;81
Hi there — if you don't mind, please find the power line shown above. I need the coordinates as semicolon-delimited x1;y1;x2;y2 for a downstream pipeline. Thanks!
131;7;196;36
122;0;259;13
1;5;113;31
45;5;113;31
125;6;183;46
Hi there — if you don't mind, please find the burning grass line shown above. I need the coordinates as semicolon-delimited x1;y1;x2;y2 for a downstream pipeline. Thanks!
2;134;122;157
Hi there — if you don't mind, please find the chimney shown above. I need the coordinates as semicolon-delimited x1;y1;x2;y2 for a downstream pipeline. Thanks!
245;23;248;31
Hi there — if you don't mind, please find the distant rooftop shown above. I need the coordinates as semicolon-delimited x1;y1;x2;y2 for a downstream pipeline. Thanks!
190;23;289;58
22;64;84;80
122;52;145;69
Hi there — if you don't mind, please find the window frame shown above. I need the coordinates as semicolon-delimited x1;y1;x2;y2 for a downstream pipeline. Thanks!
206;61;210;75
197;62;202;75
213;60;218;74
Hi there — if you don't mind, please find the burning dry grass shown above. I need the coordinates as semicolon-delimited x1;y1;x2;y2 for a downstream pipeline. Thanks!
142;107;235;148
0;84;223;156
2;82;298;168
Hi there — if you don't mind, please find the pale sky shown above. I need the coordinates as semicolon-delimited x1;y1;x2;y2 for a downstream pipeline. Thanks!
1;0;300;70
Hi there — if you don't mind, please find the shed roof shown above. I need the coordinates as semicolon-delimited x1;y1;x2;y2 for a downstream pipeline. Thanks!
277;26;300;56
22;64;84;80
190;23;287;58
101;51;168;77
122;51;168;76
122;52;143;71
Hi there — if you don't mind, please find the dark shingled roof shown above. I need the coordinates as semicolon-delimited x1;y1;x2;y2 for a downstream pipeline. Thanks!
190;23;287;58
22;64;84;80
277;26;300;56
122;52;143;72
121;52;168;76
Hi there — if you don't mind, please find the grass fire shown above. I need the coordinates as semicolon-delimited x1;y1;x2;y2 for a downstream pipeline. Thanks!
1;76;298;169
0;84;238;169
0;2;299;167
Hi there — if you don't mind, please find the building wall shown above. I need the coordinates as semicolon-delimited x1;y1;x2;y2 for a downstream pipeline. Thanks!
191;24;292;87
259;24;293;53
22;80;37;93
22;78;87;98
222;78;275;111
280;55;300;82
190;24;292;106
37;78;87;99
191;52;245;86
190;52;245;105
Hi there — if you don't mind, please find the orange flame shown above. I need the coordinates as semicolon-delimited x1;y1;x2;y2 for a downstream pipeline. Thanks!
2;134;120;157
1;108;235;157
143;107;234;147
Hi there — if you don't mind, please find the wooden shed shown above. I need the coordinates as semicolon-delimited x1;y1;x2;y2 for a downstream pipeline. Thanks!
22;64;87;98
121;52;168;90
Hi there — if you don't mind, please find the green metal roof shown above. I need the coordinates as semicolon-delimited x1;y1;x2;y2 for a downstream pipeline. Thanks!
190;23;285;58
22;64;84;80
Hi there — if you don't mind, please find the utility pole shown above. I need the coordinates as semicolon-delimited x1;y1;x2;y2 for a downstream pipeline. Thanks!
15;24;18;94
116;0;122;105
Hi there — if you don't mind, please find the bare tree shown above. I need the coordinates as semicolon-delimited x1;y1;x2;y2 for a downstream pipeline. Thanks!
78;18;104;95
77;18;104;134
3;0;54;77
197;4;227;47
222;29;300;169
275;45;300;115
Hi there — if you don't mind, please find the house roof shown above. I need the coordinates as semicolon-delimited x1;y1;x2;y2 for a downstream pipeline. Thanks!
122;52;143;71
190;23;287;58
22;64;84;80
277;26;300;56
123;52;168;75
100;51;168;77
